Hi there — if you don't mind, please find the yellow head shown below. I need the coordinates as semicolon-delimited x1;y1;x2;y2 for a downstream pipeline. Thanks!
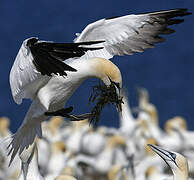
91;58;122;96
52;141;67;153
145;138;158;156
0;117;10;136
107;135;126;149
165;116;187;134
48;116;63;134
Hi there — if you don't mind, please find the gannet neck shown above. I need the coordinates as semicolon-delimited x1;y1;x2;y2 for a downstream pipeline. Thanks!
173;154;189;180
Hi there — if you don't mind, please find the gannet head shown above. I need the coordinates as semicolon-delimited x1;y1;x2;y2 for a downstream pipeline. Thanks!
148;144;189;179
165;116;187;135
52;141;67;154
0;117;10;136
92;57;122;98
137;87;158;125
145;166;159;179
145;138;158;156
48;116;63;134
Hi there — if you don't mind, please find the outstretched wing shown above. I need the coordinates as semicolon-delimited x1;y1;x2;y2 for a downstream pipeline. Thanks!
74;8;191;59
10;38;104;104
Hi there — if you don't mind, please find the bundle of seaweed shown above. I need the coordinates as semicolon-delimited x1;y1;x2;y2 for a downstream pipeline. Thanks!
88;81;123;126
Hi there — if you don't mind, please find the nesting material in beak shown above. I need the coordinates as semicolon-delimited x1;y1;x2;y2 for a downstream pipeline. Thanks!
88;81;123;125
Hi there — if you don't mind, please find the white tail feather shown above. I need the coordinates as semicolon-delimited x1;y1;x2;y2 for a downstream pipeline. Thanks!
7;122;42;166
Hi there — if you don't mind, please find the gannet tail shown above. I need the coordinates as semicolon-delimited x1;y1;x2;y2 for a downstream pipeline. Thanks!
7;121;42;166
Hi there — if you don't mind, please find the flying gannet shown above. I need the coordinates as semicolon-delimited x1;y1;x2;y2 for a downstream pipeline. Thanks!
8;8;191;165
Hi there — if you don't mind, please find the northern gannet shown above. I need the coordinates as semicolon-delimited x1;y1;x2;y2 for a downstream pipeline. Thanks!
71;135;127;176
148;144;189;180
135;138;166;180
108;165;128;180
8;8;191;165
46;141;67;178
54;175;77;180
0;117;11;138
66;120;91;154
136;87;163;139
80;130;106;156
145;166;171;180
18;143;44;180
119;88;136;136
43;116;64;142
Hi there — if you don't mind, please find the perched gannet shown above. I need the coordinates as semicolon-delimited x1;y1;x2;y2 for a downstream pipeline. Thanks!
54;175;77;180
43;116;64;142
8;8;191;165
73;135;127;175
136;87;163;139
119;88;136;136
46;141;68;178
0;117;11;138
148;144;189;180
135;138;166;180
66;120;91;154
108;165;127;180
18;143;44;180
145;166;171;180
167;116;194;149
60;167;76;177
37;137;51;176
80;131;106;156
160;118;184;152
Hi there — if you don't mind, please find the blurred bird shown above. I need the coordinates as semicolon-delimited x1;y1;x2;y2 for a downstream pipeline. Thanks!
160;118;184;152
119;88;136;136
136;87;163;139
145;166;171;180
73;135;127;175
37;137;51;176
81;131;106;156
18;142;44;180
148;144;189;180
46;141;68;179
66;120;92;154
135;138;166;180
108;165;127;180
0;117;11;138
43;116;64;142
54;175;77;180
8;8;191;165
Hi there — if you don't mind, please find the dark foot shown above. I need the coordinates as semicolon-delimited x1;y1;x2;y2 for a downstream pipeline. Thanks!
68;113;92;121
44;106;73;117
45;106;92;121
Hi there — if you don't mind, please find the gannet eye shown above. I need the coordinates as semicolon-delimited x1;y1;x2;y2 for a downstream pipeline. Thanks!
170;153;176;160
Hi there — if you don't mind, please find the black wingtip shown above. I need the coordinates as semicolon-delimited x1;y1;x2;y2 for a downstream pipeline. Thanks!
75;40;105;46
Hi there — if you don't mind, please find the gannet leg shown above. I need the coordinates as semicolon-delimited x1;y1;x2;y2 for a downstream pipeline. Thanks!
44;106;73;116
44;106;92;121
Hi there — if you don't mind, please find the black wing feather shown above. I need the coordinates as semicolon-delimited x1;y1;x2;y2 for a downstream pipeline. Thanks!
28;39;104;76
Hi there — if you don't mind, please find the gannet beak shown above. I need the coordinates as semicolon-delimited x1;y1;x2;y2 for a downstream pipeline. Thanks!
148;144;178;167
108;77;121;98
